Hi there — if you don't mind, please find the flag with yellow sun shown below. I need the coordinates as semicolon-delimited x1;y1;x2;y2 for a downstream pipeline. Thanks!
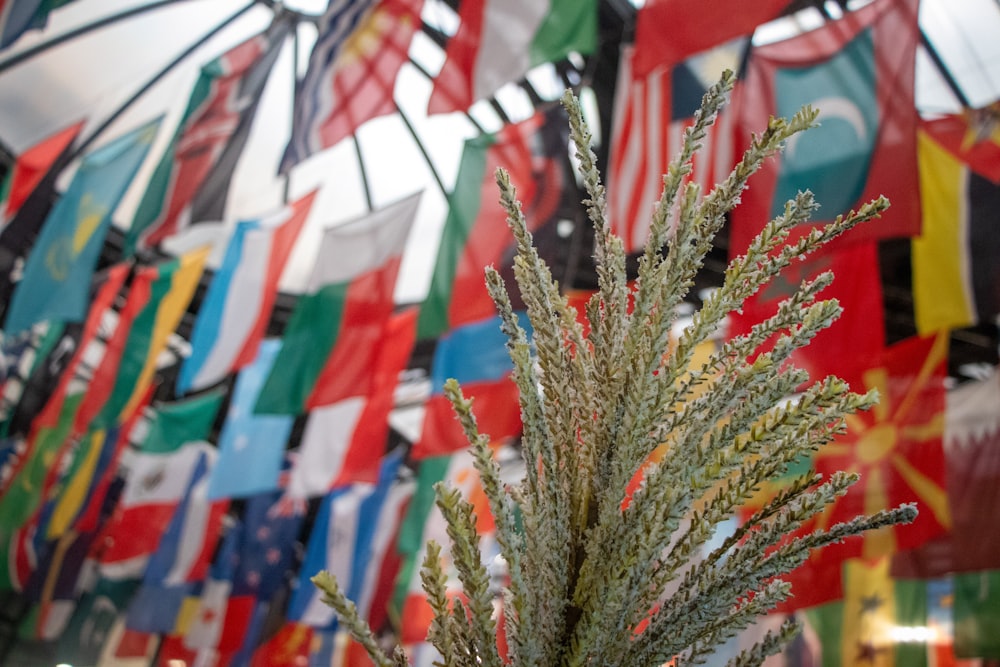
766;332;951;612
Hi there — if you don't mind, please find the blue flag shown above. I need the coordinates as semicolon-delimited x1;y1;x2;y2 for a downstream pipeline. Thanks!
3;118;161;335
207;339;294;499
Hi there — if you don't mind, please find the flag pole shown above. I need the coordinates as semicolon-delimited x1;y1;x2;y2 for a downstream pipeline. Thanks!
394;102;448;203
282;14;300;204
352;133;373;211
0;0;196;75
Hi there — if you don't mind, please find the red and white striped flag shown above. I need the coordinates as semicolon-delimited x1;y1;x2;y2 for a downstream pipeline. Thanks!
607;44;737;254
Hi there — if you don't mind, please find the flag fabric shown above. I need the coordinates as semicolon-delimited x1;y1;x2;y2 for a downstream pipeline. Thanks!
255;191;420;414
83;248;209;433
418;111;562;339
177;191;316;394
232;490;305;603
54;576;141;666
608;43;739;253
2;118;160;335
287;307;416;498
207;339;294;500
921;104;1000;184
140;390;226;455
0;120;84;227
126;18;292;252
411;314;526;460
802;558;947;667
728;0;921;257
632;0;788;76
911;125;1000;334
427;0;596;114
953;570;1000;659
287;449;403;628
725;241;885;382
893;367;1000;577
281;0;424;171
0;0;79;48
248;621;314;666
94;440;211;580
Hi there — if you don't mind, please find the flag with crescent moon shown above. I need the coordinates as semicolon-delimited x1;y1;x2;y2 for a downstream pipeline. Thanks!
729;0;921;257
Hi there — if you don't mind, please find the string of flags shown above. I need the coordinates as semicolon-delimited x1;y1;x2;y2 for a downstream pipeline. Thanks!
0;0;997;665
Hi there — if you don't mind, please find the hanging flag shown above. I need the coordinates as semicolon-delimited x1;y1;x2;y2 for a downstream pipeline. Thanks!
232;490;305;603
2;117;160;335
729;0;920;256
0;120;84;227
287;308;416;497
54;576;142;666
248;621;314;666
207;339;294;500
126;18;292;252
911;126;1000;334
726;241;885;382
954;570;1000;660
608;44;740;253
921;104;1000;184
83;248;209;433
411;314;526;459
254;191;420;414
287;449;403;628
418;110;568;339
94;440;210;580
427;0;596;114
0;0;80;49
893;368;1000;577
632;0;788;75
140;389;226;455
178;191;316;394
281;0;424;171
802;558;943;667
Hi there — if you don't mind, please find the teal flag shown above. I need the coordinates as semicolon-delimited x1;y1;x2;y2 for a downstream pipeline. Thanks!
770;28;878;219
3;118;161;336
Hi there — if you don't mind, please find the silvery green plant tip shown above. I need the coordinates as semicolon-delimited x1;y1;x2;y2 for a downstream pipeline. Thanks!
312;71;917;667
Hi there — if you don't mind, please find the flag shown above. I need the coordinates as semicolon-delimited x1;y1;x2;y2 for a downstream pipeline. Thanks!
83;248;209;433
893;368;1000;577
177;191;316;394
608;44;740;253
729;0;920;256
726;241;885;382
54;576;141;666
255;191;420;414
287;308;416;498
632;0;788;75
232;490;304;602
911;125;1000;334
0;0;80;48
126;18;292;252
0;120;84;227
411;314;526;459
427;0;596;114
921;104;1000;184
207;339;294;500
140;390;226;455
2;118;160;335
953;570;1000;659
287;450;403;628
418;110;566;339
802;558;947;667
249;621;314;667
95;440;210;580
281;0;424;171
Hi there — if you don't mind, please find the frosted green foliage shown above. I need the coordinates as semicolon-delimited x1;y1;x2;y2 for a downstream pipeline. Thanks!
312;72;917;667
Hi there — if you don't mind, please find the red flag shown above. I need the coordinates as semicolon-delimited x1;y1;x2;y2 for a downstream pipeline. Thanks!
281;0;425;170
1;120;84;226
729;0;920;257
608;44;738;253
725;241;885;382
633;0;789;75
921;105;1000;184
